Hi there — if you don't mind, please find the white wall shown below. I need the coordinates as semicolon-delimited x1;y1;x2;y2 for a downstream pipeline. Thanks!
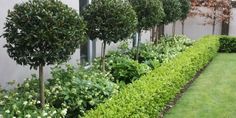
95;31;151;57
229;8;236;36
165;7;222;39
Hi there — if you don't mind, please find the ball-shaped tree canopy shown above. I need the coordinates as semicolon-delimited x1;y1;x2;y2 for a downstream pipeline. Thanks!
161;0;182;24
179;0;191;20
82;0;137;44
129;0;165;30
2;0;86;69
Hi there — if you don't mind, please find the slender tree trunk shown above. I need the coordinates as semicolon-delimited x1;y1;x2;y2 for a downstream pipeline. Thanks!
155;25;159;42
154;25;159;45
101;41;107;72
172;22;176;36
132;33;137;47
135;30;141;60
161;24;165;36
155;24;164;45
221;21;230;35
212;7;216;35
182;20;185;35
39;65;45;108
151;27;155;42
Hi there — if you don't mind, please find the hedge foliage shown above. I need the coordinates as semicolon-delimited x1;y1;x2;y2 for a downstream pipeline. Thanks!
84;35;220;118
219;36;236;53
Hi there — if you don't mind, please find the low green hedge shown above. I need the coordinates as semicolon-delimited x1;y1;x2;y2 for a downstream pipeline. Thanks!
219;36;236;53
84;35;220;117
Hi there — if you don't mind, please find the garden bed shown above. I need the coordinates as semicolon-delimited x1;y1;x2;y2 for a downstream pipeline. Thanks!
0;35;194;117
1;35;235;117
84;36;220;118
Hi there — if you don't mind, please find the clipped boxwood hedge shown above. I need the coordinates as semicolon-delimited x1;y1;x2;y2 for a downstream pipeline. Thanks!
84;35;220;118
219;36;236;53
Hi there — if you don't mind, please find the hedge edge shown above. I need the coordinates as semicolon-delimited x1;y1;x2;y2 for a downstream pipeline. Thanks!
84;35;220;118
219;35;236;53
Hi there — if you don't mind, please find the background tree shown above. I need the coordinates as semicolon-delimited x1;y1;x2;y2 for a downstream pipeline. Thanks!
179;0;191;34
82;0;137;71
129;0;165;59
190;0;232;34
2;0;86;108
160;0;182;36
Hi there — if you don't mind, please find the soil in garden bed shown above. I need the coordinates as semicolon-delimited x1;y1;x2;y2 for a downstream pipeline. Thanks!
158;61;212;118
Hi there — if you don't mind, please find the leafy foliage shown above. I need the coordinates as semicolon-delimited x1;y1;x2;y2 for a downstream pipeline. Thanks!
219;36;236;53
129;35;193;63
160;0;182;24
2;0;86;69
132;43;160;62
84;35;220;118
98;35;193;83
157;35;193;62
107;56;151;84
47;65;118;117
82;0;137;44
179;0;191;20
0;75;65;118
92;55;151;85
128;0;165;30
0;66;118;117
92;35;192;84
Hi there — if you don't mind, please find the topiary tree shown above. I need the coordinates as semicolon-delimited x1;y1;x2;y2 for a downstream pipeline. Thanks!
129;0;165;60
2;0;86;108
179;0;191;34
82;0;137;72
160;0;182;35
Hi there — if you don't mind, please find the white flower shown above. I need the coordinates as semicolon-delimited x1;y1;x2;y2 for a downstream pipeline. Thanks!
60;109;67;116
23;101;28;105
42;111;48;116
45;104;49;108
28;95;33;98
25;114;31;118
25;83;30;88
29;102;33;105
16;110;21;114
37;101;41;104
52;111;57;115
5;110;10;113
13;104;17;110
4;95;8;99
0;101;4;105
32;100;36;104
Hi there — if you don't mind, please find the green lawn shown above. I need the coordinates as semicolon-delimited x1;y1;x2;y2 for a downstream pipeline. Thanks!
165;53;236;118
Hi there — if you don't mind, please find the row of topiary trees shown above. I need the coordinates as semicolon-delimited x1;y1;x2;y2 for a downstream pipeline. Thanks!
1;0;191;108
